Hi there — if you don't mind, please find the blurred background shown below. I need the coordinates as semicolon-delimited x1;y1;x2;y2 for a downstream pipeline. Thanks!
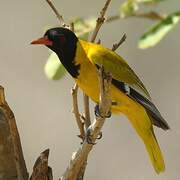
0;0;180;179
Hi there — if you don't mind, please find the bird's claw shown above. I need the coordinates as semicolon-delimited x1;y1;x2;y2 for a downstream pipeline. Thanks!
77;134;85;144
95;104;111;118
86;128;96;145
96;132;103;139
85;127;103;144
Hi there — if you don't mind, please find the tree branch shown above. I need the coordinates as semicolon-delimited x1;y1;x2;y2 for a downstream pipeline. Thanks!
83;94;91;130
60;67;112;180
82;0;112;136
71;84;85;139
45;0;66;26
91;0;112;42
112;33;127;51
67;1;113;179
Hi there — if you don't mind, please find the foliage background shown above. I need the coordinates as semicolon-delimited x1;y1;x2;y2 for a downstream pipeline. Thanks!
0;0;180;179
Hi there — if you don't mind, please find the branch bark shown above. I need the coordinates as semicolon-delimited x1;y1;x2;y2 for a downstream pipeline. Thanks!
30;149;53;180
45;0;66;27
82;94;91;130
91;0;112;42
0;86;29;180
112;33;127;51
71;84;85;139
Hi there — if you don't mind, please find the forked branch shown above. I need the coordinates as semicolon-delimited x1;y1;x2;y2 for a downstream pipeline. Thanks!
61;66;112;180
82;0;112;133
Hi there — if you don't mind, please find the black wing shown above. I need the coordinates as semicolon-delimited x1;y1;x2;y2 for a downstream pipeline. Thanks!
112;79;170;130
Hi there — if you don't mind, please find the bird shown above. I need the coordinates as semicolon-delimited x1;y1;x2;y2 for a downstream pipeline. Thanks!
31;27;169;173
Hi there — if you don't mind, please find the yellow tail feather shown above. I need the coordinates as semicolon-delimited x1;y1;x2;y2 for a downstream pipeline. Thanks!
124;105;165;173
143;130;165;173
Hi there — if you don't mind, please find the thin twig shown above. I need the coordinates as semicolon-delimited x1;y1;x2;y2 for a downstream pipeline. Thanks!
61;67;112;180
71;84;85;140
97;39;101;44
106;11;166;23
83;94;91;130
112;33;127;51
133;11;166;21
106;14;119;23
70;22;75;32
91;0;112;42
45;0;66;26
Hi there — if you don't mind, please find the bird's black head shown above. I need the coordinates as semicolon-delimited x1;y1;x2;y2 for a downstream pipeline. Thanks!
31;27;80;78
31;27;78;55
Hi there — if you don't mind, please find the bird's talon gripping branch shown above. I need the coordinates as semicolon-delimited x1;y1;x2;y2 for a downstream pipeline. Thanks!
96;132;103;140
77;134;85;142
95;104;111;118
85;128;96;145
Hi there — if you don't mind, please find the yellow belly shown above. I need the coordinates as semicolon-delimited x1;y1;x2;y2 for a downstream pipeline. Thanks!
75;60;140;114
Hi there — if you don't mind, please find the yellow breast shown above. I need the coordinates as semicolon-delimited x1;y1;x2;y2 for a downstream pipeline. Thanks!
73;40;135;114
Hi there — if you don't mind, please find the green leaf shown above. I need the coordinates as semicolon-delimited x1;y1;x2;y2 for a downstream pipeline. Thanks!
120;0;139;18
44;51;66;80
139;11;180;49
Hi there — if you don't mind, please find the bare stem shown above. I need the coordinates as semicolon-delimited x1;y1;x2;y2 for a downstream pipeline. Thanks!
83;94;91;130
91;0;112;42
133;11;166;21
112;33;127;51
71;84;85;139
45;0;66;26
70;22;75;32
61;66;112;180
82;0;112;133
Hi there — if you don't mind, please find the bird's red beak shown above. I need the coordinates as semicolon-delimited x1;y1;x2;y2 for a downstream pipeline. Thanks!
31;37;53;46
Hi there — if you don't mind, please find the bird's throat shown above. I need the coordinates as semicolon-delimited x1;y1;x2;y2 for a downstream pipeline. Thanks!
56;43;80;78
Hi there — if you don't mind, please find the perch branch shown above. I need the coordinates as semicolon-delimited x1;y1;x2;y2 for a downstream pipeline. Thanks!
82;0;112;132
73;1;113;179
133;11;166;21
60;66;112;180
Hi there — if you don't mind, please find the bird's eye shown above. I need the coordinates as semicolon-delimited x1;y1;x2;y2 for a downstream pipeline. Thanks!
59;34;66;44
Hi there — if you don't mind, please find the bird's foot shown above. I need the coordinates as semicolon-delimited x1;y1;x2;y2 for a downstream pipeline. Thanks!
85;128;103;144
95;104;111;118
85;128;96;145
77;134;85;144
97;132;103;139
